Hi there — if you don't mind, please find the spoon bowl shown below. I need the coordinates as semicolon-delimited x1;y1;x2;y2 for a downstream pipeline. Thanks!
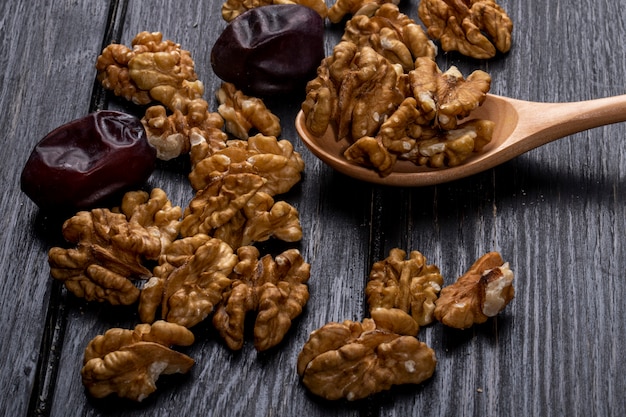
295;93;626;186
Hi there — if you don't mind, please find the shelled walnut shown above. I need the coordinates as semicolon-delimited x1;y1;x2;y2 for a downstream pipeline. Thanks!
297;309;436;401
342;3;436;71
138;234;237;327
180;172;302;249
366;248;444;328
142;100;227;161
303;41;405;142
221;0;328;21
81;321;195;401
328;0;400;23
48;188;181;305
409;57;491;130
216;82;281;140
418;0;513;59
434;251;514;329
118;188;183;249
213;246;311;351
189;134;305;196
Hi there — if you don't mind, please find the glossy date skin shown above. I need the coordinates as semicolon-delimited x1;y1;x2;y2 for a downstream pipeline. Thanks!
21;111;156;212
211;4;325;97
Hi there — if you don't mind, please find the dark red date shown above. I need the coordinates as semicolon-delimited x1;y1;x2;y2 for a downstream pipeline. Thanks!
211;4;325;97
20;111;156;211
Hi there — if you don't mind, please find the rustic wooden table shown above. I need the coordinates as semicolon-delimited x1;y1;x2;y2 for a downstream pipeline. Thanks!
2;0;626;416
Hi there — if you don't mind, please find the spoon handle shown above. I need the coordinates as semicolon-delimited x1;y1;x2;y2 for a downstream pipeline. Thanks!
512;94;626;148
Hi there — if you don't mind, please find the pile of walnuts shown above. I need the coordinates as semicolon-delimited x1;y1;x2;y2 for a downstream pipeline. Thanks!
297;249;514;400
50;32;309;402
47;0;516;404
301;2;509;176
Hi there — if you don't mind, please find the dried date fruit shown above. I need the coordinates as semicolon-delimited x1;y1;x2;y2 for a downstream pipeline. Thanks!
211;4;325;96
21;111;156;211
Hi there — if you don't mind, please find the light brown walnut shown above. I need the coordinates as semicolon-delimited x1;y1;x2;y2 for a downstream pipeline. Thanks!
214;191;302;248
376;97;423;154
216;82;281;140
221;0;328;21
128;47;203;114
138;235;237;327
344;136;396;176
301;54;341;137
434;251;514;329
418;0;513;59
366;248;444;328
180;172;302;249
401;118;495;168
409;57;491;130
96;31;199;109
142;103;227;160
339;45;405;141
189;134;304;196
297;312;436;401
95;43;151;105
328;0;400;23
213;246;311;351
180;172;267;238
48;189;180;305
303;40;407;141
81;321;194;401
342;3;437;71
118;188;182;250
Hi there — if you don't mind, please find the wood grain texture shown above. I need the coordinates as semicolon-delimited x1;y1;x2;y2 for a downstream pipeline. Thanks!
1;0;625;416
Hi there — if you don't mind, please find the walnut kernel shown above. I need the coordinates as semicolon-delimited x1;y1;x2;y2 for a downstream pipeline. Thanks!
366;248;444;328
81;321;194;401
213;246;311;351
434;251;514;329
418;0;513;59
297;314;436;400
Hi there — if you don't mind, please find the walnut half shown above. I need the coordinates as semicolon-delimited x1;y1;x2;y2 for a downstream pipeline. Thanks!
213;246;311;351
81;321;195;401
48;188;181;305
434;251;514;329
138;234;237;328
366;248;444;328
297;310;436;401
418;0;513;59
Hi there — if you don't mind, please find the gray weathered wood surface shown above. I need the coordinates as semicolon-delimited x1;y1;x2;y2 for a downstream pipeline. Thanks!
1;0;626;416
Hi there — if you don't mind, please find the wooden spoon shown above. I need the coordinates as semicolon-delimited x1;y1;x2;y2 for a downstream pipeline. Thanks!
295;93;626;186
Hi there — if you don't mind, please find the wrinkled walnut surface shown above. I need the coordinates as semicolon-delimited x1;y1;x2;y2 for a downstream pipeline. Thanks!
189;134;305;196
418;0;513;59
342;3;436;71
81;321;194;401
96;31;199;111
222;0;328;21
297;312;436;401
48;188;181;305
328;0;400;23
366;248;444;327
434;251;514;329
180;172;302;249
139;235;237;327
213;246;311;351
216;82;281;140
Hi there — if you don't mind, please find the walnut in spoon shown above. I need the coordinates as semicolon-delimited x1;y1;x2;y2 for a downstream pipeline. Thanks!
296;93;626;187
